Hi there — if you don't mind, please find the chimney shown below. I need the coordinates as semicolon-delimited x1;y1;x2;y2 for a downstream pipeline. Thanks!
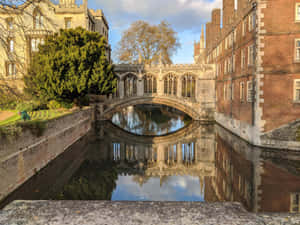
237;0;247;16
205;22;212;50
223;0;235;27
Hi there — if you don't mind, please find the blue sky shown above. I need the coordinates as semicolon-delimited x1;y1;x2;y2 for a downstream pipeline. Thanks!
88;0;222;64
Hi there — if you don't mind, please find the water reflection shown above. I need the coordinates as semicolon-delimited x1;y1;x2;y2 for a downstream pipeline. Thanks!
3;120;300;213
111;104;192;135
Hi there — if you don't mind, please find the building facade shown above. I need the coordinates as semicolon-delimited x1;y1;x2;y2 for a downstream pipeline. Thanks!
202;0;300;148
0;0;109;90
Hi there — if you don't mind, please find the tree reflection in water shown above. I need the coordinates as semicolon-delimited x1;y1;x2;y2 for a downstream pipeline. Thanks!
53;160;118;200
112;104;192;135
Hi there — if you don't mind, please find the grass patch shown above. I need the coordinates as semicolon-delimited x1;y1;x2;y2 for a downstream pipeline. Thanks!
0;112;20;126
0;110;69;127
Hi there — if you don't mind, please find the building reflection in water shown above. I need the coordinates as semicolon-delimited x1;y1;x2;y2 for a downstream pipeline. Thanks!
3;120;300;213
98;121;215;202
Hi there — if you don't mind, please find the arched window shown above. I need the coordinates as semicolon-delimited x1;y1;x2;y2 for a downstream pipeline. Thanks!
123;73;137;97
182;73;196;98
33;8;43;29
163;73;177;96
143;74;157;94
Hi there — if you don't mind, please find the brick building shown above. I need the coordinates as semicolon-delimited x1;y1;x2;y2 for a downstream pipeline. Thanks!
0;0;109;90
202;0;300;147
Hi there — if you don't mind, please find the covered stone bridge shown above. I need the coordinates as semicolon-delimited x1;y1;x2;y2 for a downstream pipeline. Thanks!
97;63;215;121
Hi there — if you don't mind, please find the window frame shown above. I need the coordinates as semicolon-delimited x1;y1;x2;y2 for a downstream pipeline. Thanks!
291;193;300;212
295;39;300;62
295;3;300;22
247;81;253;102
65;17;72;29
240;82;245;102
293;79;300;102
6;61;17;77
7;38;14;53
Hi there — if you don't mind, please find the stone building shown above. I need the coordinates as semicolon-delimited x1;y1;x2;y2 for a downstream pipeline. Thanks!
203;0;300;148
0;0;109;90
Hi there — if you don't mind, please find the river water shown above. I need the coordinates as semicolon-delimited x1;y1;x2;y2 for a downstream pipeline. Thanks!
2;104;300;213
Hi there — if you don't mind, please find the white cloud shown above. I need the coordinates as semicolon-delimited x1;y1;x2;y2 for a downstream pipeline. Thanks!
93;0;222;31
111;175;204;201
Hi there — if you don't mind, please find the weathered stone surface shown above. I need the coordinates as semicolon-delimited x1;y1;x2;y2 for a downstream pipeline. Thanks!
0;200;269;225
2;201;300;224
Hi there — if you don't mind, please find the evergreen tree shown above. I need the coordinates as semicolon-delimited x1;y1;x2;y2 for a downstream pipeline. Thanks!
24;28;117;104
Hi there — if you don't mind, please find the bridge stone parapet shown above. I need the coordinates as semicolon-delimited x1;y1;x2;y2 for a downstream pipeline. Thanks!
98;63;215;121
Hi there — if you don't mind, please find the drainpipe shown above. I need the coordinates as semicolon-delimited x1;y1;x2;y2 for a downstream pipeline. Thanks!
252;1;258;126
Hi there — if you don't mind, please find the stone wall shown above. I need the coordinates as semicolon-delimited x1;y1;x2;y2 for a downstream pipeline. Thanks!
0;108;93;202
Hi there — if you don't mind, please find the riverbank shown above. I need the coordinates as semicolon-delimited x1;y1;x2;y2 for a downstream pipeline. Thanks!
0;201;299;225
0;108;94;203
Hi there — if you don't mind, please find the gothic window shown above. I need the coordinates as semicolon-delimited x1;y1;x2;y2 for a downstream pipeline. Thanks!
163;73;177;95
182;142;195;164
123;73;137;97
143;74;157;94
33;8;43;29
181;73;196;98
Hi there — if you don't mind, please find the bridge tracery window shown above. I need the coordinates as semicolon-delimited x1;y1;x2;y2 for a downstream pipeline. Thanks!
182;73;196;98
164;73;177;96
123;73;137;97
143;74;157;94
182;142;195;164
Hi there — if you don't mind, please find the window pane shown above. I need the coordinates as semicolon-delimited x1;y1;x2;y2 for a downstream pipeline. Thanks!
296;89;300;101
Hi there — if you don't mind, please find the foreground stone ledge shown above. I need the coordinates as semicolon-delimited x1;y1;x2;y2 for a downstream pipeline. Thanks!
1;201;300;225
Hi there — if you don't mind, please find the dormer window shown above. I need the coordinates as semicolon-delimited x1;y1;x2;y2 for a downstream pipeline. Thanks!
33;8;43;29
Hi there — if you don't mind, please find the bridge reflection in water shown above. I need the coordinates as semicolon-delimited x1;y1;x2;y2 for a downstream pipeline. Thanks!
3;121;300;213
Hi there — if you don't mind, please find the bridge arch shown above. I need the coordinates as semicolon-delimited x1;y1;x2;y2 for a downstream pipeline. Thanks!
101;96;201;120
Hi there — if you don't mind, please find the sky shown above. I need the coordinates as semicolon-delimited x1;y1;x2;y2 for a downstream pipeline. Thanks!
88;0;223;64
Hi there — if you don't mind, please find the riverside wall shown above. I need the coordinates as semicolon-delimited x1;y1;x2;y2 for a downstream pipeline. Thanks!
0;108;94;202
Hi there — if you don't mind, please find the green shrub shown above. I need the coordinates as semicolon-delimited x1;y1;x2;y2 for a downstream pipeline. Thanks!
75;96;90;108
0;125;22;139
60;101;74;109
48;100;62;110
16;102;34;112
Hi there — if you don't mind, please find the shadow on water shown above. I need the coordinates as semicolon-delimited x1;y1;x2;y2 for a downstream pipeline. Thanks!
111;104;192;136
2;105;300;213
